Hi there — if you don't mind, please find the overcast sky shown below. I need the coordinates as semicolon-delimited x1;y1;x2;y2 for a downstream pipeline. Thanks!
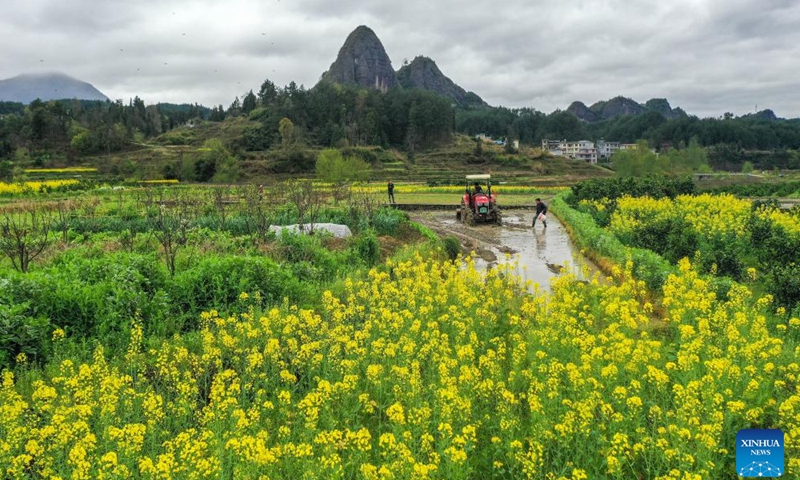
2;0;799;118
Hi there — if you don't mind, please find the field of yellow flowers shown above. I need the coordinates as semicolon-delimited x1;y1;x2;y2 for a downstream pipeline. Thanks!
2;242;798;479
0;180;80;196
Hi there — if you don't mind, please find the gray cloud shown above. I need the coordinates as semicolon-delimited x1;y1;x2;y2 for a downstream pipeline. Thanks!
1;0;798;118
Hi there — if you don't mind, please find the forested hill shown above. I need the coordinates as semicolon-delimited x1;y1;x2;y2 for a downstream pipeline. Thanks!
0;98;212;160
456;105;800;154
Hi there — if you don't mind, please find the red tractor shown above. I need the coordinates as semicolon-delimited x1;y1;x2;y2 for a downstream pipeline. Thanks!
456;174;501;224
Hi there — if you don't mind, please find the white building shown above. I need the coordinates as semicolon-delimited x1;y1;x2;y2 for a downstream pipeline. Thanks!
541;139;562;151
596;140;620;159
541;139;598;164
575;148;598;163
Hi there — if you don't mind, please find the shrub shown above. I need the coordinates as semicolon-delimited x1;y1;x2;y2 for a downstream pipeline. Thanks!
0;303;50;368
766;262;800;311
696;233;744;280
443;236;461;261
630;216;699;265
570;176;696;207
170;256;313;322
353;230;381;267
372;208;407;236
0;253;170;349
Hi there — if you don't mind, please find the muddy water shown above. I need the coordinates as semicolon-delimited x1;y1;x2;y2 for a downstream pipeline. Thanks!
409;209;601;292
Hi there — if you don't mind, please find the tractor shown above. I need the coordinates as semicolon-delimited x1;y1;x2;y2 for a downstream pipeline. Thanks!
456;174;501;225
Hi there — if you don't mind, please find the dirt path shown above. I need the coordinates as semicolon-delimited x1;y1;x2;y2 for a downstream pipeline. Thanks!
408;208;600;291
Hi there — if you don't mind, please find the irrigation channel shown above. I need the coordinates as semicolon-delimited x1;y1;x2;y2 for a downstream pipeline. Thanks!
407;208;603;292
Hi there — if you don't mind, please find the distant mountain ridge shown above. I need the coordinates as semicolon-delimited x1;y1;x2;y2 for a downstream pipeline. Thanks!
319;26;482;106
0;73;108;104
566;96;687;122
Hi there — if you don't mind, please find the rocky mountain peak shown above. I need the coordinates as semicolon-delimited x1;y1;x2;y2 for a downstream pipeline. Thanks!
319;25;397;92
566;101;599;122
565;96;689;122
396;56;485;107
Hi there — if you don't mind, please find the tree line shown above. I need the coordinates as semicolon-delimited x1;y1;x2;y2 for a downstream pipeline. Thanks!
3;80;800;174
0;98;209;167
456;105;800;168
233;79;454;154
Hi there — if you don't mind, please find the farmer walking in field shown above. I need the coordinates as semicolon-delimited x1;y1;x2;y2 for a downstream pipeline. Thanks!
532;198;547;228
387;180;395;204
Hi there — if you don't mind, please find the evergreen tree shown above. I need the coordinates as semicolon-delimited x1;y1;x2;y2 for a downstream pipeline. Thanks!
242;90;257;115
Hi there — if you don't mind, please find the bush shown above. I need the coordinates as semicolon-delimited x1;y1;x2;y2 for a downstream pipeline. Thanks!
170;255;313;322
0;303;50;368
274;231;345;282
372;208;407;236
766;263;800;311
443;236;461;261
696;233;744;280
0;253;170;349
272;148;316;174
570;176;696;207
630;216;699;265
354;230;381;267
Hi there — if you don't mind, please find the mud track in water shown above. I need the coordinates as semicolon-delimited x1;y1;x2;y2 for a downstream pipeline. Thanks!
408;209;601;292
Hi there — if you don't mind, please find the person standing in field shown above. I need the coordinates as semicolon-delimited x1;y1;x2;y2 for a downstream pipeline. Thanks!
387;180;395;204
532;198;547;228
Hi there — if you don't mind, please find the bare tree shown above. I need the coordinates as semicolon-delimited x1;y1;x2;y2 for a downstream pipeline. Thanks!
241;184;271;241
347;188;381;231
0;203;54;273
212;186;229;232
55;199;77;243
284;179;325;233
148;191;191;276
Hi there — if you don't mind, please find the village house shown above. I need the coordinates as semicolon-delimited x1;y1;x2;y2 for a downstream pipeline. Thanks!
541;139;598;164
596;140;620;159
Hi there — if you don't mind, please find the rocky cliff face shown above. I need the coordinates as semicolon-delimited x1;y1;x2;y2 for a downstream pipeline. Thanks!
0;72;108;103
396;56;485;106
590;96;647;119
566;101;599;122
320;26;397;92
567;96;688;122
644;98;686;120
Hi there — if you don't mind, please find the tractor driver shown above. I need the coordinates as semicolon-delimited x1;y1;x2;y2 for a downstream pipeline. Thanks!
473;182;483;193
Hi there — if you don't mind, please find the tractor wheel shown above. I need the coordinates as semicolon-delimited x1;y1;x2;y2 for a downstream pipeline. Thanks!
466;211;475;226
456;209;461;221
